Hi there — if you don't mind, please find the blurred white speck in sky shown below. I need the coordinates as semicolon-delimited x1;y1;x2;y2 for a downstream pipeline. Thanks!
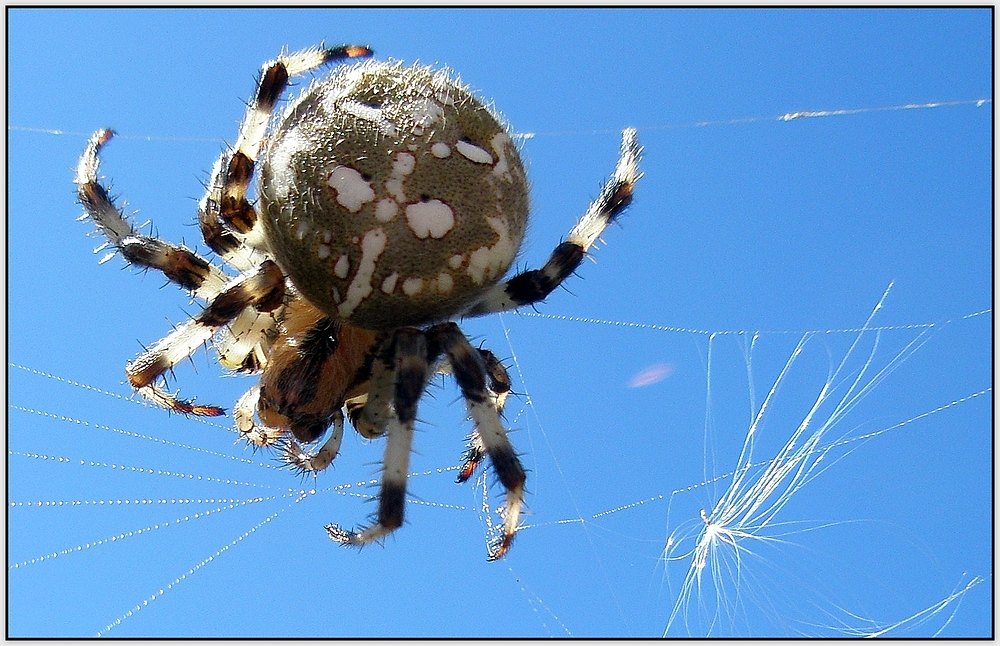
627;362;675;388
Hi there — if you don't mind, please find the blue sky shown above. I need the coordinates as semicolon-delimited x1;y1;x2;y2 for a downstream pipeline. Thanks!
6;7;993;638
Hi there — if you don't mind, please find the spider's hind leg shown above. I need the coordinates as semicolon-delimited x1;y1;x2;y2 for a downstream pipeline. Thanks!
428;323;526;561
456;348;513;483
327;328;432;547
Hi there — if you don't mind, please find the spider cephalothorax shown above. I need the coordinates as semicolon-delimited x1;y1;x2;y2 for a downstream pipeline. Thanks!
75;42;641;560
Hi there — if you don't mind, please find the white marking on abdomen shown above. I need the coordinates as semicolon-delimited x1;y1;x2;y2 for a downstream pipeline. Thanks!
381;272;399;294
410;97;445;130
327;166;375;212
467;216;516;285
402;277;423;296
375;198;398;223
456;140;493;165
386;152;416;202
339;99;398;137
491;133;513;179
435;272;454;294
334;254;350;279
338;228;388;318
267;130;310;201
405;200;455;239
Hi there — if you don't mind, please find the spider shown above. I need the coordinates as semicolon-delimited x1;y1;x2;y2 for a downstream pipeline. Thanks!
74;42;642;561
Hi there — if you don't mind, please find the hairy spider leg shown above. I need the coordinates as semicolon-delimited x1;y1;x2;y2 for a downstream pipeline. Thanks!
124;260;286;415
78;128;280;376
456;348;513;483
327;328;432;547
462;128;643;317
425;323;526;560
197;43;373;267
75;129;231;301
348;332;401;440
234;385;282;446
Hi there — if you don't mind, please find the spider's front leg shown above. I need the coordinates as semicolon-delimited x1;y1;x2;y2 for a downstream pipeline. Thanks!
75;129;231;301
463;128;642;318
198;43;373;267
327;328;432;547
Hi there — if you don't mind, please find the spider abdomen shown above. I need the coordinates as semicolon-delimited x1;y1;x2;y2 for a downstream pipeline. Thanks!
260;60;529;330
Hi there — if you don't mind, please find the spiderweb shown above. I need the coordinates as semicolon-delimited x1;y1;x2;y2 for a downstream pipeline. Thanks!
7;98;992;637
